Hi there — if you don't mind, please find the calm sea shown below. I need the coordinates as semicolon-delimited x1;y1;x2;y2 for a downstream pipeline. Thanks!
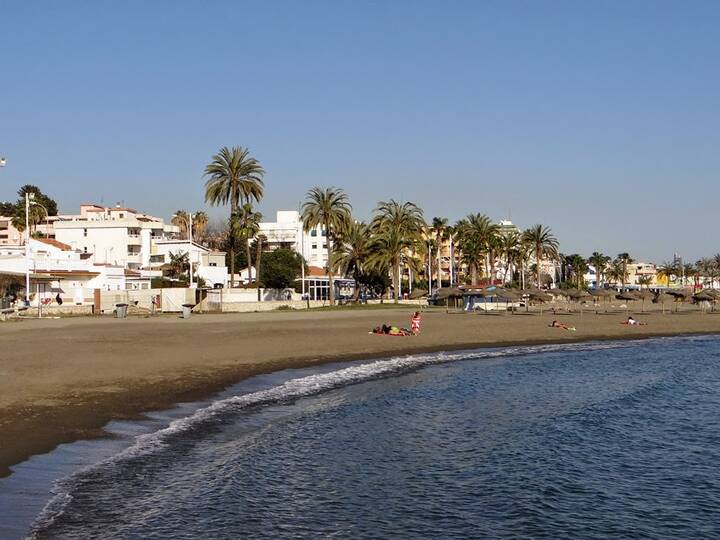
3;335;720;539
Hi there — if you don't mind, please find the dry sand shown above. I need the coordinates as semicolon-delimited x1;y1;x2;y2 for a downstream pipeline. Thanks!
1;304;719;476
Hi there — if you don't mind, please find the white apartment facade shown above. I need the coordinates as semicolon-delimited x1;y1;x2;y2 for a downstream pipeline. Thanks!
53;204;180;269
259;210;328;269
151;239;229;287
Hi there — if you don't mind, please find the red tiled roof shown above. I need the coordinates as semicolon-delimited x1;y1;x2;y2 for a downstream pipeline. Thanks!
308;265;327;277
35;237;73;251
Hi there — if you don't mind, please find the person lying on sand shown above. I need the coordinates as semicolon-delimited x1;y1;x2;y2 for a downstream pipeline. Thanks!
549;320;576;331
370;324;412;336
621;316;646;326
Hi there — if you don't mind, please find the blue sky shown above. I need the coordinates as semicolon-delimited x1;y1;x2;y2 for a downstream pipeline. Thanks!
1;1;718;262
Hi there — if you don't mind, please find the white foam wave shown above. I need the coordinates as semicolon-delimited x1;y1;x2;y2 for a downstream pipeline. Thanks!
29;338;661;536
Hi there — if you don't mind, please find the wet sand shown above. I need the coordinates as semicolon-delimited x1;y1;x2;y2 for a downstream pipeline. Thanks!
1;305;719;476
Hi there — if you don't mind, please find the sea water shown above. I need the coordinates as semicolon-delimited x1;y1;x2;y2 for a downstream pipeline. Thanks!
4;336;720;538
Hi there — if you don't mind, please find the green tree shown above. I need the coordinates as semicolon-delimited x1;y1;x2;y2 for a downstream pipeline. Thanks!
587;252;611;288
166;251;189;281
430;216;449;288
330;221;371;300
522;224;559;287
11;185;58;236
454;214;498;285
656;261;678;288
614;252;634;290
565;254;588;289
368;200;425;302
301;187;352;305
232;203;262;285
204;146;265;287
260;248;307;289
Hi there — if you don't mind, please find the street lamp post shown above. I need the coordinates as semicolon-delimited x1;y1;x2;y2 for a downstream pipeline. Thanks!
24;192;35;305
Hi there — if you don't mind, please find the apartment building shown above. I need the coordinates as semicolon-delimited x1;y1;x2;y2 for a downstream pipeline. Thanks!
0;216;22;245
259;210;328;269
53;204;180;269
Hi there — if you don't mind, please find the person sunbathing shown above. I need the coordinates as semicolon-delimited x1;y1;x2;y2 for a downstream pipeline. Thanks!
370;324;411;336
621;316;646;326
549;320;576;331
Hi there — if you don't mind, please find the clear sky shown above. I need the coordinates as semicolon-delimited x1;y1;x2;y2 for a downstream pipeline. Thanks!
1;1;718;262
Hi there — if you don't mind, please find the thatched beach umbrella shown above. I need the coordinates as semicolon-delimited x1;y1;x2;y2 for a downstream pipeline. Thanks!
654;291;676;314
496;288;522;314
523;289;552;314
633;290;655;312
588;288;615;313
409;288;427;300
436;287;464;312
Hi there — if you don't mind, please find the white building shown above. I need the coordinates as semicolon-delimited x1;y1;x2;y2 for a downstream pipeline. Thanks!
53;204;180;269
259;210;327;269
151;240;228;288
0;238;149;306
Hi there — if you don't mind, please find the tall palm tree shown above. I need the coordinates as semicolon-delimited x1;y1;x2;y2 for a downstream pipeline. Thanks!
301;187;352;305
498;231;520;284
193;211;209;242
369;200;425;302
522;224;559;287
430;217;449;288
255;234;266;301
204;146;265;287
233;203;262;284
587;252;611;289
171;210;191;239
615;253;634;290
454;214;498;286
656;261;678;288
565;254;588;289
330;221;371;301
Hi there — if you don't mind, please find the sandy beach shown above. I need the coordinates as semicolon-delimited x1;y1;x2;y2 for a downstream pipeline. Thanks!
1;305;719;476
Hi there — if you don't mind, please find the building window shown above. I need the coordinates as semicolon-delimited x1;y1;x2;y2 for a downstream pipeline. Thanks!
321;230;327;236
210;262;217;267
312;244;317;250
83;247;88;253
310;230;317;237
83;228;88;237
323;244;327;249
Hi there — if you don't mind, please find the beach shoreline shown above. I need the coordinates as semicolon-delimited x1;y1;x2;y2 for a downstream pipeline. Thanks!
2;307;719;477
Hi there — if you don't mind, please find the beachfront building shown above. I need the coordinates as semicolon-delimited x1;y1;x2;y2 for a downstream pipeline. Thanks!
0;216;23;245
150;240;228;288
259;210;328;269
52;204;180;269
0;237;150;306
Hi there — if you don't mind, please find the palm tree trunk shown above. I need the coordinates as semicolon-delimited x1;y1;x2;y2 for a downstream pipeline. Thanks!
245;239;253;287
437;245;442;288
256;238;263;302
326;221;335;305
393;262;400;303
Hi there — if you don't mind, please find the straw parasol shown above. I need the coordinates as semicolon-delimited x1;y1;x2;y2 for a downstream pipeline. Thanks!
436;287;464;312
409;289;427;300
633;290;655;312
654;291;677;313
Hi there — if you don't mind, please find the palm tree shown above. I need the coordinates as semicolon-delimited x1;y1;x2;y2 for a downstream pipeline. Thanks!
430;217;449;288
171;210;191;239
369;200;425;302
615;253;634;290
331;221;371;301
521;224;559;287
498;231;520;284
453;214;498;286
657;261;678;288
565;254;588;289
587;252;611;289
255;234;266;301
167;251;189;281
204;146;265;287
301;187;352;305
638;275;653;289
233;203;262;285
193;211;209;242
